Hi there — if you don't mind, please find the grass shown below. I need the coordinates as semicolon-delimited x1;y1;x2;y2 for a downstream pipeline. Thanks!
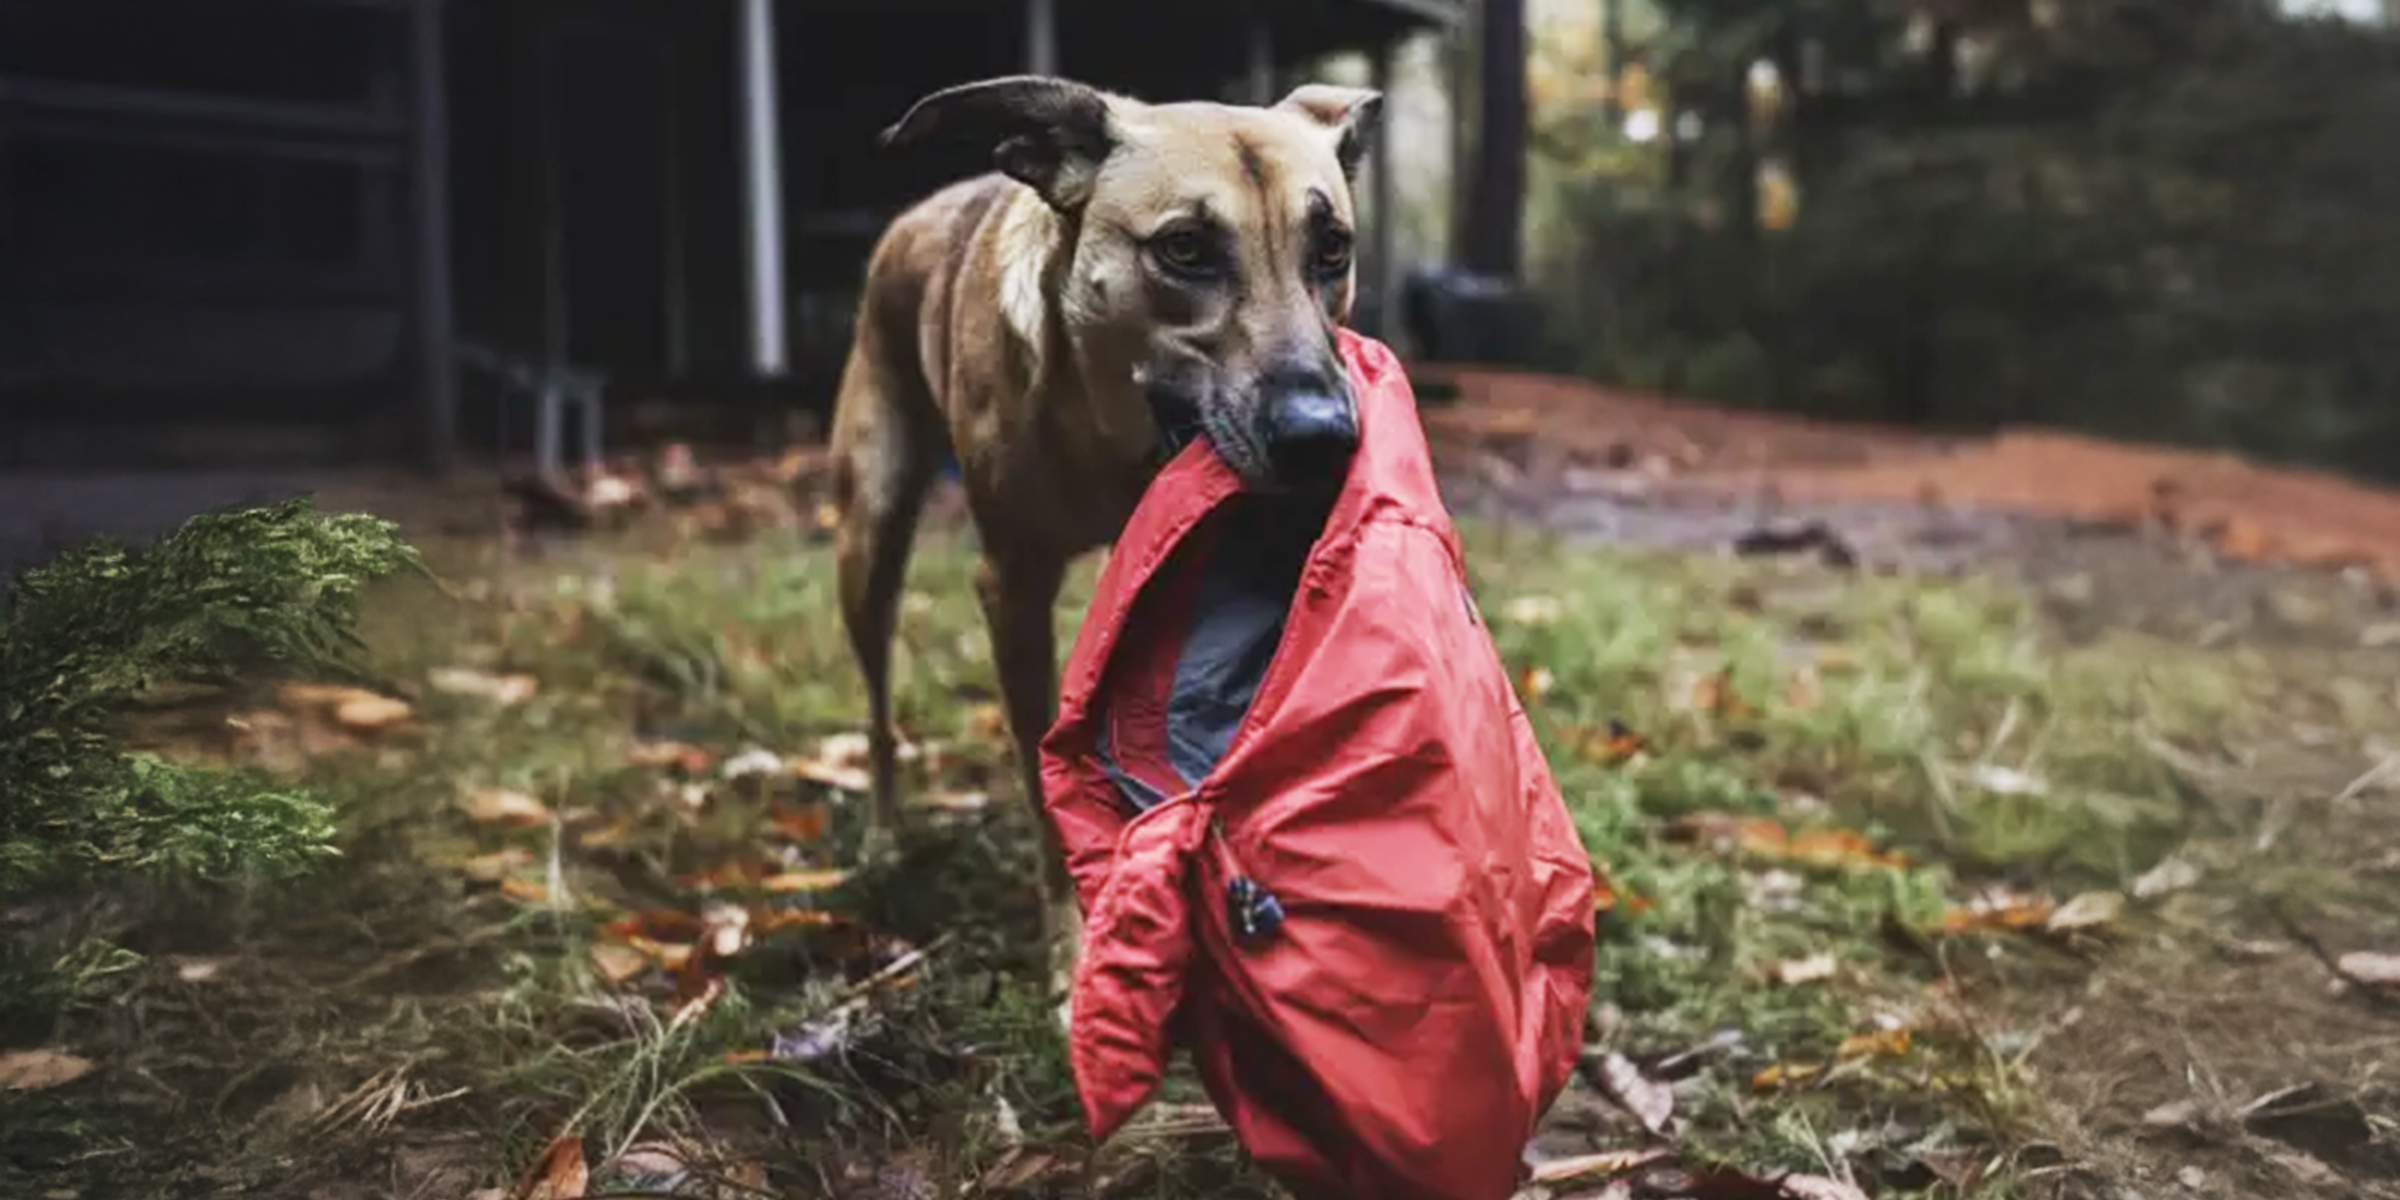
0;506;2277;1200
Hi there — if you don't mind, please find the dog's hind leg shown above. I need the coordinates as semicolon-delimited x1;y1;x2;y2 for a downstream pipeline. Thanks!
973;551;1082;1005
830;341;942;861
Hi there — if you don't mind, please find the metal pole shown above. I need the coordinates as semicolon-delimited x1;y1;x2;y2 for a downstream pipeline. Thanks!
1367;38;1397;336
408;0;457;471
737;0;788;377
1245;10;1276;105
1024;0;1058;76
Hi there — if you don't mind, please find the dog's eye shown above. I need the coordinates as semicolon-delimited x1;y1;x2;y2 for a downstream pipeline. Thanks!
1150;229;1217;278
1313;230;1355;276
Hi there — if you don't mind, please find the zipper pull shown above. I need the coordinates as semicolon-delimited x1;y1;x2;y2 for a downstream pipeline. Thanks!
1225;875;1286;946
1211;816;1284;947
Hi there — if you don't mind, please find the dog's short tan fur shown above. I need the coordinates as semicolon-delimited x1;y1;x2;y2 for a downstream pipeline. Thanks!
827;76;1382;991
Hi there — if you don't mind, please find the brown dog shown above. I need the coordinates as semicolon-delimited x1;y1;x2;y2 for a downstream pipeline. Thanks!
827;74;1383;993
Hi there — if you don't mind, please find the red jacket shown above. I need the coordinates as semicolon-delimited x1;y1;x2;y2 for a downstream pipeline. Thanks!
1040;331;1599;1200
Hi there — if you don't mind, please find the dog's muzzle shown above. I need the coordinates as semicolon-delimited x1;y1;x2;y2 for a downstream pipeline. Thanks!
1259;389;1359;485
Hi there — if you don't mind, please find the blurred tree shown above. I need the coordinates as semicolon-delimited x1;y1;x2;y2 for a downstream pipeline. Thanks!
1533;0;2400;476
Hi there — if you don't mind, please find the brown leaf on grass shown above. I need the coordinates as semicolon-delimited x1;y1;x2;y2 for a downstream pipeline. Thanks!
1526;1148;1672;1185
793;759;871;794
574;818;640;851
1750;1029;1912;1092
605;910;708;944
1773;1176;1871;1200
761;869;852;894
2335;951;2400;988
499;877;551;906
0;1048;95;1092
589;944;650;985
768;799;834;843
511;1134;588;1200
1519;666;1557;703
279;682;416;732
427;667;538;706
1767;953;1840;986
1783;665;1824;713
1689;669;1759;720
460;788;553;827
459;848;535;881
625;740;715;773
1836;1028;1911;1060
967;702;1011;742
1664;814;1907;871
2045;890;2126;932
1592;1051;1677;1137
980;1148;1074;1193
1936;886;2056;935
1577;720;1651;767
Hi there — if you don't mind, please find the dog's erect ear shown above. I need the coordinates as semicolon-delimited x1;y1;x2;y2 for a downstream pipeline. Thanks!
881;76;1119;212
1274;84;1384;182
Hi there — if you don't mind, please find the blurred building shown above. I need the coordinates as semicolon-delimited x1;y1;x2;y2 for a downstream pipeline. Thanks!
0;0;1459;470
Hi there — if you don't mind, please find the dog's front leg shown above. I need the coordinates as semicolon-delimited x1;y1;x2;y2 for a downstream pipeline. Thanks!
972;551;1084;1009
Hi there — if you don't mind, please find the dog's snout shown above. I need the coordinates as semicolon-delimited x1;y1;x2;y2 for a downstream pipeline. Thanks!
1260;381;1359;484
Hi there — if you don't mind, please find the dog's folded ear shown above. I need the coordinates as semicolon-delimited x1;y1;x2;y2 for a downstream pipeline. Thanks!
881;76;1120;213
1274;85;1385;182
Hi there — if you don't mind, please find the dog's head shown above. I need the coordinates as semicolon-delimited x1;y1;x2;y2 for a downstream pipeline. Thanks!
883;76;1382;491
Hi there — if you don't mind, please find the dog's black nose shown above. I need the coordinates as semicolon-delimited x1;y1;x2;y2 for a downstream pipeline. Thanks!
1260;390;1359;483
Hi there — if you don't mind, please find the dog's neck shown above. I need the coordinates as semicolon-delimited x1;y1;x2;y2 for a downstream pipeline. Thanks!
993;197;1061;376
994;193;1158;472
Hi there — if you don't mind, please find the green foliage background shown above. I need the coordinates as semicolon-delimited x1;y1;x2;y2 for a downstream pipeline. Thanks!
1532;0;2400;477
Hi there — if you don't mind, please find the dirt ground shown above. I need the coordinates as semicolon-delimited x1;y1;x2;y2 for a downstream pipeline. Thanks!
1424;366;2400;1200
9;366;2397;1199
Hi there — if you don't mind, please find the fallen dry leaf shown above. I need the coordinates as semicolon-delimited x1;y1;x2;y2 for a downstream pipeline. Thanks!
1665;814;1906;871
1936;886;2056;935
1775;1176;1871;1200
0;1048;95;1092
1501;595;1564;626
626;740;715;773
499;877;551;905
1592;1051;1677;1137
1519;666;1557;703
428;667;538;706
2132;855;2202;899
460;788;553;827
1526;1148;1673;1185
2046;890;2126;932
2334;951;2400;988
1768;953;1840;986
335;693;415;731
761;869;852;894
511;1134;588;1200
965;702;1011;742
590;944;651;985
1752;1028;1912;1091
1836;1028;1911;1060
1578;719;1650;767
793;759;871;794
768;800;835;843
460;848;536;881
980;1148;1073;1193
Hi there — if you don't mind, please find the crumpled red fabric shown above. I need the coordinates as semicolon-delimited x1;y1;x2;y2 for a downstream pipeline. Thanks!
1039;330;1600;1200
